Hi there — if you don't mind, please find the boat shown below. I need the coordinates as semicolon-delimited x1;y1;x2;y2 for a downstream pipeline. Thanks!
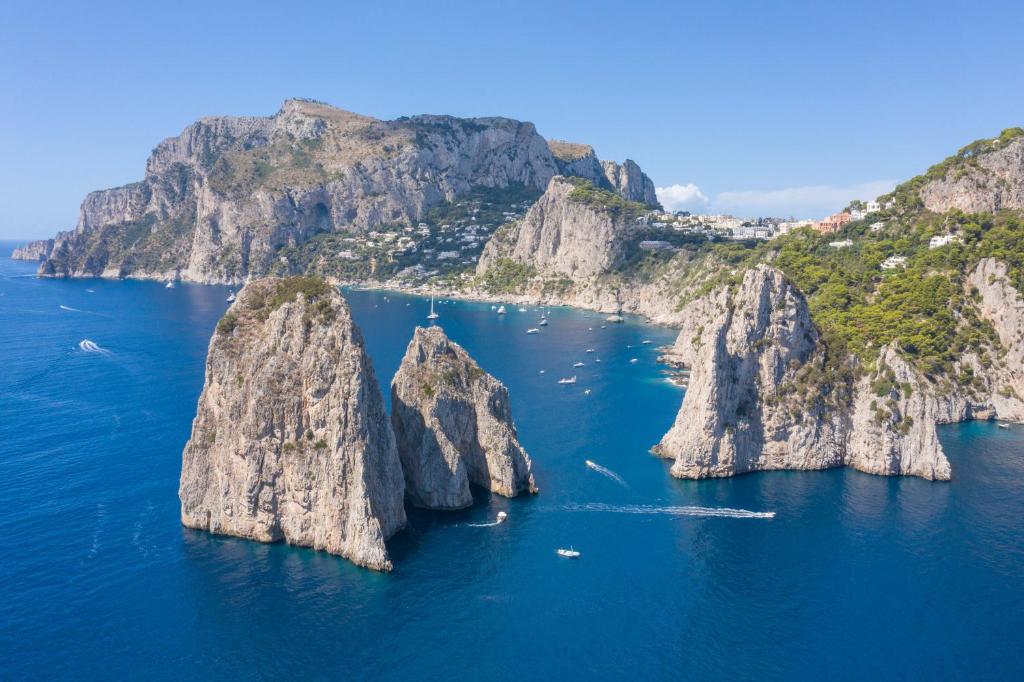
497;305;506;315
539;318;549;326
573;361;585;368
518;307;527;312
165;281;175;289
556;547;581;559
496;511;508;523
600;325;606;329
586;348;595;353
595;358;601;363
642;339;652;345
558;376;577;384
630;358;639;364
606;314;623;323
226;292;236;302
539;370;545;374
998;423;1010;430
491;305;496;310
584;389;592;395
427;295;439;320
526;328;540;334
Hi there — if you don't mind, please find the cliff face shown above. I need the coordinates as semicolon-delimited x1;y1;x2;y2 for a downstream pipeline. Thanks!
29;99;657;284
653;265;965;481
478;176;636;279
547;140;659;206
653;265;847;477
390;326;536;509
179;277;406;570
915;132;1024;213
11;237;57;261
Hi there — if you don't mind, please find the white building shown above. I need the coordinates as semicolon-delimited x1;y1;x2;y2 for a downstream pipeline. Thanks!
881;255;907;270
929;235;962;249
829;239;854;249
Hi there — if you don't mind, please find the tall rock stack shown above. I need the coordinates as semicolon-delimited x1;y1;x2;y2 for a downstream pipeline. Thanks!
179;277;407;570
390;326;537;509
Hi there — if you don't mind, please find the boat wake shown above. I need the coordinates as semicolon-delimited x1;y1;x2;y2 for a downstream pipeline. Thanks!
79;339;111;355
585;460;628;487
60;304;109;317
563;502;775;519
462;512;508;527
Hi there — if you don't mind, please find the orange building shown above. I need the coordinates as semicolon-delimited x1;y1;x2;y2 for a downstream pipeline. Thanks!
813;212;852;234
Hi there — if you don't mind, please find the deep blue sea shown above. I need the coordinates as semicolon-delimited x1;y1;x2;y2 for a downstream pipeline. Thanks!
1;240;1023;680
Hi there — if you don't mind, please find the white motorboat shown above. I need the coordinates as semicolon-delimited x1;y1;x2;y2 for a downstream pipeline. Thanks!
526;328;540;334
226;292;236;302
427;295;439;320
630;358;639;364
642;339;652;345
586;348;595;353
518;307;527;312
606;314;623;323
998;422;1010;430
539;318;549;326
496;511;508;523
497;305;506;315
539;370;545;374
595;358;601;363
558;376;577;385
573;361;585;368
584;389;592;395
491;305;497;310
556;547;581;559
165;281;175;289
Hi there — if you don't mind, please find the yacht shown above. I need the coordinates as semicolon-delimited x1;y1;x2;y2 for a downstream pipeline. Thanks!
556;547;581;559
427;295;439;320
539;318;549;326
526;328;540;334
998;422;1010;430
226;292;236;302
642;339;652;345
558;376;577;385
496;511;508;524
573;362;585;368
497;305;506;315
585;348;595;353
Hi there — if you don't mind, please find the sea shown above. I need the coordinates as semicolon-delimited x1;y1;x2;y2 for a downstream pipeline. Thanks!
1;240;1022;680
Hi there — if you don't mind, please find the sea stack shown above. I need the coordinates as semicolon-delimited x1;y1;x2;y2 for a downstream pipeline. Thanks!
179;277;406;570
390;326;537;509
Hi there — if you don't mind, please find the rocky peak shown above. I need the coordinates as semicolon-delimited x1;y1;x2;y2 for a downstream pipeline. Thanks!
390;326;536;509
891;127;1024;213
654;265;955;481
601;159;660;207
478;175;642;279
178;277;407;570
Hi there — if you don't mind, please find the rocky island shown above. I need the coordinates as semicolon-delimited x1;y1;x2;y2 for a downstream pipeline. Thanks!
178;277;407;570
17;101;1024;486
391;326;536;509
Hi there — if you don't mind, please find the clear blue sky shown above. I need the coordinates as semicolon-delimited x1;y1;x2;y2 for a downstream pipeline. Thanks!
2;0;1022;238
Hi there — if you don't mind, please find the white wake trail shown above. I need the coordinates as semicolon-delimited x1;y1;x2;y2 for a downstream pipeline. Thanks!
585;460;628;487
564;502;775;519
79;339;111;354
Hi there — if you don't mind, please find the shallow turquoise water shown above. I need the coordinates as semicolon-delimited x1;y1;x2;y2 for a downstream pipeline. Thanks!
1;242;1022;680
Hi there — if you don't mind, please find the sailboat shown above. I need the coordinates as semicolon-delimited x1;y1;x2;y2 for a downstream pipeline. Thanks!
556;547;581;558
427;295;439;320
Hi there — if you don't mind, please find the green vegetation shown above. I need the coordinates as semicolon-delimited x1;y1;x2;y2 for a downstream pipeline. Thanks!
246;276;335;323
475;258;537;294
563;177;648;222
881;127;1024;211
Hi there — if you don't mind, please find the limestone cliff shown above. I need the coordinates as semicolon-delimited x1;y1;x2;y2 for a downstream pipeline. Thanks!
28;99;658;284
548;140;660;206
179;277;406;570
478;176;642;279
652;265;972;481
898;128;1024;213
390;326;536;509
11;236;58;261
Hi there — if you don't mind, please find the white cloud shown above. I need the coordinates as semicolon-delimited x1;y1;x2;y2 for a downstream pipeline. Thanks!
656;183;710;212
711;180;897;219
